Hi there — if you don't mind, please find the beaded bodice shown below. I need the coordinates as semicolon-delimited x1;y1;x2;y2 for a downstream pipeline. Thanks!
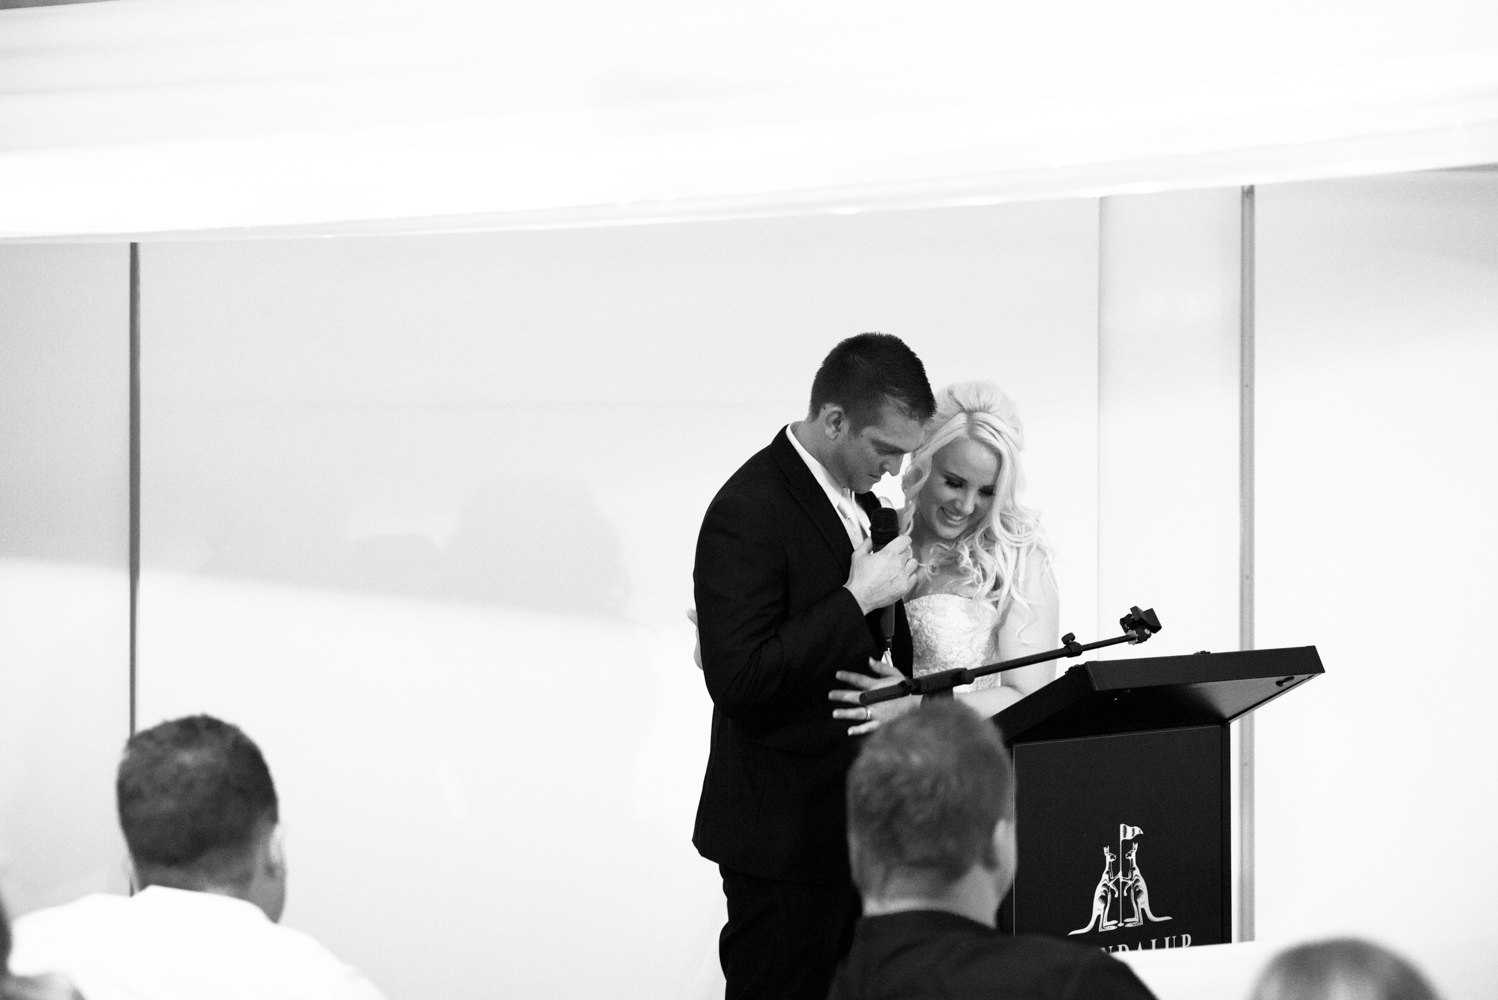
905;593;1003;690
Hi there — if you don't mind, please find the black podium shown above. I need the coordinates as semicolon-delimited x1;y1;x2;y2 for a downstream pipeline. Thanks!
992;645;1322;951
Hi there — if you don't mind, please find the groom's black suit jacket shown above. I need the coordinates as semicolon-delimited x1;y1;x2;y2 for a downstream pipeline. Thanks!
693;428;913;885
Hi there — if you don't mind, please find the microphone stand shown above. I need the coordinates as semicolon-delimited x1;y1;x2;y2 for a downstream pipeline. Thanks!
858;606;1163;705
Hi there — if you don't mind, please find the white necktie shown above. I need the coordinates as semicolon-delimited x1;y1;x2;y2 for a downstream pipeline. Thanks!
835;490;866;547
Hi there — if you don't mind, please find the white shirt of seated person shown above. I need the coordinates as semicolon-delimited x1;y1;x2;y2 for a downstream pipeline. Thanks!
8;826;388;1000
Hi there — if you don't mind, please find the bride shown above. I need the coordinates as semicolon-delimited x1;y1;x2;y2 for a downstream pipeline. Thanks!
831;381;1059;733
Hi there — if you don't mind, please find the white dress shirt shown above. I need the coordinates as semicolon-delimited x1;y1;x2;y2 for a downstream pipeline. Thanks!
8;886;388;1000
785;424;867;547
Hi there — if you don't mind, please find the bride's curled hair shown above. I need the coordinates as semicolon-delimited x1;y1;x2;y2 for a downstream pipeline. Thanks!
899;381;1054;619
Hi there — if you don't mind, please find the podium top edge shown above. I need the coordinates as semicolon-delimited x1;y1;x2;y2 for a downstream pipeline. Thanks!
992;645;1324;744
1075;645;1324;689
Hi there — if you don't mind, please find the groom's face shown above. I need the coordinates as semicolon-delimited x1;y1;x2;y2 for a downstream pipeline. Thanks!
825;399;925;492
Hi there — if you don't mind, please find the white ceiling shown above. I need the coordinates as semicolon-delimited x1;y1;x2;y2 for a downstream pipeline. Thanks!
2;0;1497;239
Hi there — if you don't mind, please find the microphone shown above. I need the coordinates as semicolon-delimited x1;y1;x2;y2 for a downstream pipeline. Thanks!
870;506;899;553
870;506;900;650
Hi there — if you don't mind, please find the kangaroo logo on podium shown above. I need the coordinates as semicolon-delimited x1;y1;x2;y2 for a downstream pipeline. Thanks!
1069;824;1172;935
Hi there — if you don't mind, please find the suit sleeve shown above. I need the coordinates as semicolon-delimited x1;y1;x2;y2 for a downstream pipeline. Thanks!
694;484;879;721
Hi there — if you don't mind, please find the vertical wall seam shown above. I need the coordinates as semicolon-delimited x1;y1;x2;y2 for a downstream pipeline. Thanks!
1238;186;1257;941
129;244;140;737
1096;197;1107;639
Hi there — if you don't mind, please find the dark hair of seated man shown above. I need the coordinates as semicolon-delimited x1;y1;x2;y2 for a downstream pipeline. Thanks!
1249;937;1441;1000
847;699;1016;917
118;714;286;921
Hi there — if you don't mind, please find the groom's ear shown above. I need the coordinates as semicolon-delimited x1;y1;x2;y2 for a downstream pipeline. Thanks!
816;403;850;439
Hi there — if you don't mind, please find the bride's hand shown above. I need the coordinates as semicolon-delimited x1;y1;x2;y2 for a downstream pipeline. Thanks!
829;654;919;735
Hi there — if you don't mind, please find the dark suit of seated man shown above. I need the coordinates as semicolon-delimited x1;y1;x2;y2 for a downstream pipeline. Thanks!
829;701;1158;1000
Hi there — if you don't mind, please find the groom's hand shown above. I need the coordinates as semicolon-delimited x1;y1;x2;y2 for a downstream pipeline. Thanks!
845;534;917;615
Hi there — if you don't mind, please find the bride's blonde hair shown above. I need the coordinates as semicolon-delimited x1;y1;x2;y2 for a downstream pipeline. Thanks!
899;381;1053;618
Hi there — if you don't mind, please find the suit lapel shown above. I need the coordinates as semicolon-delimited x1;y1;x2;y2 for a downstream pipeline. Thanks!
768;429;855;562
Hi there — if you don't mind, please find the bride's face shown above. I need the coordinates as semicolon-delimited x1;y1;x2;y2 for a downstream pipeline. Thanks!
913;437;999;544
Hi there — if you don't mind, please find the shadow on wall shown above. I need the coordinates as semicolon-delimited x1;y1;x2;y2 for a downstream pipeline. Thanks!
186;475;631;619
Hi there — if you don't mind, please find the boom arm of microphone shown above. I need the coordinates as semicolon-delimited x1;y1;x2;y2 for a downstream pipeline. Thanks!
859;605;1163;705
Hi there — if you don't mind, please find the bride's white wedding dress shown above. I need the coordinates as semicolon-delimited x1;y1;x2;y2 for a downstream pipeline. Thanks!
904;592;1004;690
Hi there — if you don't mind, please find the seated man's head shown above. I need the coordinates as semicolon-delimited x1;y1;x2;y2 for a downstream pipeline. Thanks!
846;701;1016;921
117;715;285;921
1249;937;1441;1000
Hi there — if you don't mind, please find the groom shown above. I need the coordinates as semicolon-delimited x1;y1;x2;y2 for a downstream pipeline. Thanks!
693;332;935;1000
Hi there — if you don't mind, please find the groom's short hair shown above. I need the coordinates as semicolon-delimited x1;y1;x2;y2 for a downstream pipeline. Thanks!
846;701;1015;897
808;333;935;430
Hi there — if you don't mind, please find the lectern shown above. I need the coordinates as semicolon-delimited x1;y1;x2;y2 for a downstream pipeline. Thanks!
993;646;1322;951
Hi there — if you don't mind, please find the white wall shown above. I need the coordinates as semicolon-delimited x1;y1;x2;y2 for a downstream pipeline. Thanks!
1250;167;1498;998
130;203;1100;999
1097;189;1244;654
0;244;131;913
6;167;1497;999
1095;187;1251;941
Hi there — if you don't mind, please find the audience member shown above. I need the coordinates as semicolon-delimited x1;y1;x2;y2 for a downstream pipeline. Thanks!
7;714;387;1000
0;892;81;1000
1248;937;1440;1000
829;700;1157;1000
